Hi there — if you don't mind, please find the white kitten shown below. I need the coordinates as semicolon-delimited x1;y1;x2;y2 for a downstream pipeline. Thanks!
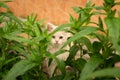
47;23;70;56
43;23;90;77
43;23;70;77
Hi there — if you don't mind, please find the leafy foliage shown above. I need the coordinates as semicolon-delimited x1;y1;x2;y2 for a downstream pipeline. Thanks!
0;0;120;80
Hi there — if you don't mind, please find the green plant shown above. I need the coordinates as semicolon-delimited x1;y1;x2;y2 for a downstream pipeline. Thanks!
1;0;120;80
50;0;120;79
64;0;120;80
0;1;22;79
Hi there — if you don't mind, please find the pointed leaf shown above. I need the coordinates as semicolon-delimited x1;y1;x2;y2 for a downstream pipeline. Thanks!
79;54;104;80
62;27;98;48
3;60;37;80
88;67;120;79
105;18;120;54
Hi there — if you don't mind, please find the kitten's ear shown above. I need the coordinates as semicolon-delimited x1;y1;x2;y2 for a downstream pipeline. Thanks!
46;22;56;32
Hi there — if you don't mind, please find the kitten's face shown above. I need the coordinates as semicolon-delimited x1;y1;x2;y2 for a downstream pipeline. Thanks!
46;23;70;45
51;31;69;44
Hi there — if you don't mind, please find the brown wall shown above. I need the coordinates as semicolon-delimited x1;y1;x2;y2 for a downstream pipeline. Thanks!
2;0;120;25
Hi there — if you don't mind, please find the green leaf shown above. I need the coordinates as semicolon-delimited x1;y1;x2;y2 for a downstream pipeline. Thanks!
46;50;67;76
72;7;82;14
105;18;120;54
79;54;104;80
54;49;68;57
63;72;73;80
70;14;76;23
3;35;35;45
95;6;104;10
62;27;98;48
67;45;79;61
53;50;67;76
0;13;23;26
118;11;120;18
104;0;114;4
0;2;10;10
27;14;37;25
4;57;19;66
33;24;41;37
85;1;92;7
0;55;5;68
55;58;66;76
98;17;103;30
3;60;37;80
49;76;63;80
93;41;102;53
77;37;93;52
73;58;87;71
88;67;120;79
9;45;27;56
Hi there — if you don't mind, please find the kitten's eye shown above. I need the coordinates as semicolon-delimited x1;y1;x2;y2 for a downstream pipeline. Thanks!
52;36;55;38
59;36;63;39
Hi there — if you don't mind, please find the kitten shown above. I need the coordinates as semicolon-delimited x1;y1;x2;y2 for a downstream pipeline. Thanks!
43;23;91;77
43;22;70;77
47;23;70;59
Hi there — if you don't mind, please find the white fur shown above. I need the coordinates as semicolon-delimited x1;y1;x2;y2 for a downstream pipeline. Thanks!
44;23;70;77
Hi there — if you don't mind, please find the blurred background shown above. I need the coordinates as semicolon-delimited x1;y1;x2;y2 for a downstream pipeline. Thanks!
1;0;120;25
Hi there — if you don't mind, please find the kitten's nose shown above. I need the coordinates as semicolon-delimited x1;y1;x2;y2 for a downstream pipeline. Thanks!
56;41;58;43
